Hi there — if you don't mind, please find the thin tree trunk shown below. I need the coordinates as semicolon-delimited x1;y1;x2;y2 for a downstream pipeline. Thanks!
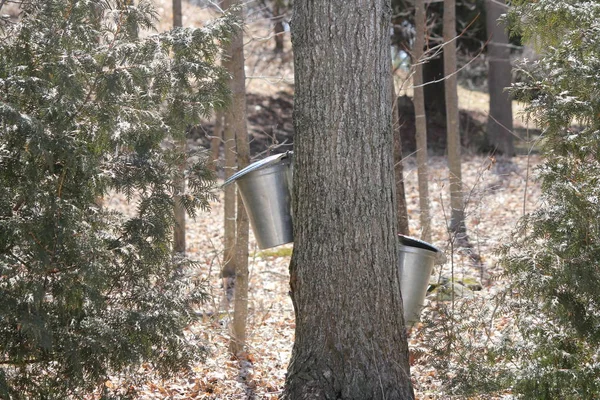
173;0;185;254
414;0;432;243
172;0;182;29
221;99;237;310
173;139;187;254
210;111;224;172
423;55;446;124
443;0;466;236
284;1;414;398
392;79;410;236
485;0;514;156
273;0;285;53
222;0;250;355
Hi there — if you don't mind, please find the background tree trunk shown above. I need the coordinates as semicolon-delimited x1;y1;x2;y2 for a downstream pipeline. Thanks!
444;0;466;236
172;0;182;28
222;0;251;356
221;97;237;310
414;0;432;243
284;1;414;398
423;56;446;126
485;0;514;156
210;111;224;172
393;80;410;236
273;0;285;53
173;0;185;254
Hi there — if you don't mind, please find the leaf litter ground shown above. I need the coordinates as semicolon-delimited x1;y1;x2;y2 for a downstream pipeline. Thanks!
103;152;542;399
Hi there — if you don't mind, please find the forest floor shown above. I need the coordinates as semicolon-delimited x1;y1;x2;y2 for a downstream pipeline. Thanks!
105;153;542;399
101;1;545;398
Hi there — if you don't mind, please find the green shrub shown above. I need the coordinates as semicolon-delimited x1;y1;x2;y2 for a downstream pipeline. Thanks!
500;1;600;398
0;1;235;398
415;3;600;396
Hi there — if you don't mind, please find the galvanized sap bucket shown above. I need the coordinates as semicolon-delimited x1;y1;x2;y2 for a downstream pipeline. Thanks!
223;152;293;249
398;235;440;325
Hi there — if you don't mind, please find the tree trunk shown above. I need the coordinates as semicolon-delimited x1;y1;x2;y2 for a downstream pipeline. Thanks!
172;0;182;29
221;96;237;310
172;0;185;254
273;0;285;53
222;0;250;356
284;1;414;398
485;0;514;156
423;55;446;121
392;78;410;236
444;0;466;236
414;0;432;243
173;139;186;254
210;111;224;172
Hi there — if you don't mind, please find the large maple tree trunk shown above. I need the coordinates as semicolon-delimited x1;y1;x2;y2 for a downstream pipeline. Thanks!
485;0;514;156
284;1;414;398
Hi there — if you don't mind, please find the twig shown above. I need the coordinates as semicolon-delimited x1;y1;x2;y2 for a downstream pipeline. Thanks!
486;113;529;141
260;270;288;279
411;39;488;89
205;0;224;14
410;14;489;90
0;357;46;365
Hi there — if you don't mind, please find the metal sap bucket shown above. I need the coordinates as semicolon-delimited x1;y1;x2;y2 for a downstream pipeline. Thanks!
398;235;440;325
223;152;293;249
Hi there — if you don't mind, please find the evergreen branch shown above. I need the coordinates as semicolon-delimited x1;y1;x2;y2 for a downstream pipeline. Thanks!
65;4;126;128
57;165;67;198
12;198;25;212
0;0;229;395
6;250;28;267
0;358;48;365
28;232;54;257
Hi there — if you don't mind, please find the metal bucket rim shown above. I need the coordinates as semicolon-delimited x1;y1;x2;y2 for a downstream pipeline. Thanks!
235;159;291;183
398;234;440;253
222;151;293;188
399;243;438;258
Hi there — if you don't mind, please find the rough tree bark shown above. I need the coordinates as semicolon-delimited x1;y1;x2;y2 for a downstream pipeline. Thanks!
414;0;432;243
173;0;186;254
485;0;514;156
283;1;414;398
443;0;466;235
222;0;250;355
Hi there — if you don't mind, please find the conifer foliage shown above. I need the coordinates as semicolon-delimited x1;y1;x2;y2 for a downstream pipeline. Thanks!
502;1;600;397
0;1;234;397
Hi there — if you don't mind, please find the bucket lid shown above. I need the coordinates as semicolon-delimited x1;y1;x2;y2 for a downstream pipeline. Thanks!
398;234;440;253
222;151;293;188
